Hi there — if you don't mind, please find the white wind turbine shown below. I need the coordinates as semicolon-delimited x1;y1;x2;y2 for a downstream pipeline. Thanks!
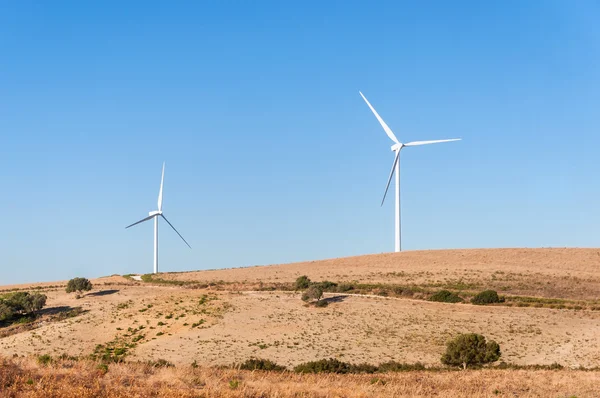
126;162;191;273
359;91;460;252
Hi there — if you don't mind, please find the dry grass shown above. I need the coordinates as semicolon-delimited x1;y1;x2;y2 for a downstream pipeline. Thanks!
1;356;599;397
158;248;600;300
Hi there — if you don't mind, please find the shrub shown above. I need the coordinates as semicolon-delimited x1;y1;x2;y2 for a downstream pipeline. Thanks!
313;281;338;291
37;354;53;366
97;363;109;374
315;300;329;308
301;285;323;303
348;363;378;373
471;290;503;305
66;278;93;294
378;361;426;372
441;333;501;369
147;359;174;368
295;276;311;290
294;358;352;374
430;290;463;303
0;302;15;321
336;283;354;293
239;358;286;371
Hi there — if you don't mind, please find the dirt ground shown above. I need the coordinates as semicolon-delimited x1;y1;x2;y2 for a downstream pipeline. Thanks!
1;248;600;370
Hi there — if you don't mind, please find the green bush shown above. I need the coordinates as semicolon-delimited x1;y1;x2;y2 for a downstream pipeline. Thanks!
378;361;426;372
66;278;93;294
294;359;379;374
301;285;323;303
471;290;503;305
429;290;463;303
313;281;338;291
0;302;14;321
37;354;53;366
295;276;311;290
294;358;353;374
441;333;501;369
239;358;286;371
315;300;329;308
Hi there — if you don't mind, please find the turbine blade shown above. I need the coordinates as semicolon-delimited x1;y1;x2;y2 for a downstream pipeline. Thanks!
161;214;191;249
125;215;155;229
359;91;400;144
404;138;461;147
381;150;400;206
157;162;165;211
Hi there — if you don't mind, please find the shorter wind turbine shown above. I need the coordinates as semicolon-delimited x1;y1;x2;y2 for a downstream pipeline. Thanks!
359;91;460;252
126;162;191;273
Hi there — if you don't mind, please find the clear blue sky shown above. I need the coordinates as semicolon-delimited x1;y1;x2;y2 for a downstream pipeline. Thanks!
1;1;599;284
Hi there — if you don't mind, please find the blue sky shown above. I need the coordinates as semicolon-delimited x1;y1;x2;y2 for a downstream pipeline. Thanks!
1;1;599;284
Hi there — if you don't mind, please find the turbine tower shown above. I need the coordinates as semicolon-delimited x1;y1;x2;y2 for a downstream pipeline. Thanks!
126;162;191;273
359;92;460;252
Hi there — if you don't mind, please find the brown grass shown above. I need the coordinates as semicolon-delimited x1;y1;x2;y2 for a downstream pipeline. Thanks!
158;248;600;300
1;356;599;397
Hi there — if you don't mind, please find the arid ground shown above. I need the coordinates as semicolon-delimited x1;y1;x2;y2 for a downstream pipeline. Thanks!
2;248;600;397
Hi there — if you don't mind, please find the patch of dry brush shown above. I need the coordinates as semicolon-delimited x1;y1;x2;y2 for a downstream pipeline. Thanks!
1;356;599;397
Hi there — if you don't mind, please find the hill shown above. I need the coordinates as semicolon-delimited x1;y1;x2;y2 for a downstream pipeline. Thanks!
1;248;600;397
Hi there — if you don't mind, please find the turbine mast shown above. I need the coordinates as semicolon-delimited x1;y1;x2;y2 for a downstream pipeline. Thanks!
154;216;159;274
395;149;401;252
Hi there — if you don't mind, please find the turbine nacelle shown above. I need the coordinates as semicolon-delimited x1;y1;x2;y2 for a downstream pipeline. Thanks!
391;143;403;152
148;210;163;217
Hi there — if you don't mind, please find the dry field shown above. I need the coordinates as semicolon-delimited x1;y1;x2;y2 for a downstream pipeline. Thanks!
1;356;599;398
2;248;600;396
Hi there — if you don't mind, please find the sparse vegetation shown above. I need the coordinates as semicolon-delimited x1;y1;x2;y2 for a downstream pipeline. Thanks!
441;333;501;369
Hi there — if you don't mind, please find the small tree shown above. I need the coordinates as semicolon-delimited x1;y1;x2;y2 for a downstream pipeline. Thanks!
302;285;323;303
295;275;311;290
441;333;501;369
66;278;93;295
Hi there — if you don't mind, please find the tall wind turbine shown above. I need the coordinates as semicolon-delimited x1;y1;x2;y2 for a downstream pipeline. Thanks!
359;92;460;252
126;162;191;273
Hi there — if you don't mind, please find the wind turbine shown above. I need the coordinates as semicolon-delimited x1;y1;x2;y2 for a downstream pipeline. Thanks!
126;162;191;273
359;91;460;252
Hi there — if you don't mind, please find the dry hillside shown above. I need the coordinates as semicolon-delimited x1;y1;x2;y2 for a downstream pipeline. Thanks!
1;248;600;396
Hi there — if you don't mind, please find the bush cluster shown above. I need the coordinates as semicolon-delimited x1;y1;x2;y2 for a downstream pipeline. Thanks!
471;290;504;305
239;358;286;371
0;292;47;322
429;290;463;303
293;359;427;374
